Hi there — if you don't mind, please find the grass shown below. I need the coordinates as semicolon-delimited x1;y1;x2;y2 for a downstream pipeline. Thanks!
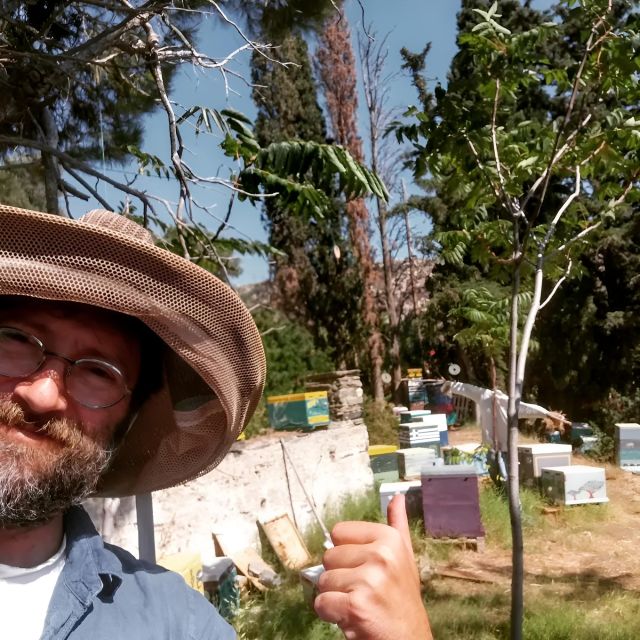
426;584;640;640
303;489;383;559
233;481;633;640
234;581;342;640
235;490;382;639
479;484;547;548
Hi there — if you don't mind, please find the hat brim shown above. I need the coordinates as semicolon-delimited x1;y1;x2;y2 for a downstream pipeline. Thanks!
0;205;266;496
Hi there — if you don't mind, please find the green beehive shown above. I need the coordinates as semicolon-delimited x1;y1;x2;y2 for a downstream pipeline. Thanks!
368;445;399;483
266;391;330;430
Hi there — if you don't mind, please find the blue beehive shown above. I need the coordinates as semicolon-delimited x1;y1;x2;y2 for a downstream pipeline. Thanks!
615;423;640;467
266;391;330;430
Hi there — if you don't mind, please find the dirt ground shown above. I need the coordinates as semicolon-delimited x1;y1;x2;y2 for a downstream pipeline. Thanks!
438;425;640;594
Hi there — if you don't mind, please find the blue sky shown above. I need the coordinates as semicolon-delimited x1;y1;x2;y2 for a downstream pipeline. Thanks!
83;0;555;286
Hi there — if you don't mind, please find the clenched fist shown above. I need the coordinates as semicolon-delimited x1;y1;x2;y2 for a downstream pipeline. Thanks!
314;494;433;640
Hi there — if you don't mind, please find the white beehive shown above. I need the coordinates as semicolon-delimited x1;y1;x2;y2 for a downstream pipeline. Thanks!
398;424;440;448
518;443;572;488
378;480;423;519
541;465;608;505
397;447;438;479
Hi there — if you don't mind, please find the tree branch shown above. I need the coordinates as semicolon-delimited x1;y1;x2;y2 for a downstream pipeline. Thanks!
0;134;155;222
539;259;573;310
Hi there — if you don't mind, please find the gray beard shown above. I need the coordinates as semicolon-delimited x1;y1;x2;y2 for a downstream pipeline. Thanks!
0;401;113;527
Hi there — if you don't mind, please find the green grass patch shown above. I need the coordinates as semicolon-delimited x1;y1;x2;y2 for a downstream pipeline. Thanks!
304;489;383;559
555;501;610;532
426;586;510;639
234;580;342;640
480;485;547;548
425;585;640;640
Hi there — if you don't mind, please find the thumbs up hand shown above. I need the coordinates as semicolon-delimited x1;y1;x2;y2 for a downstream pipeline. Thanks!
314;494;433;640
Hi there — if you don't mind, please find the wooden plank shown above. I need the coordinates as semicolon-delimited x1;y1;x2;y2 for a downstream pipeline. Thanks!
435;569;496;584
211;532;271;592
259;513;312;571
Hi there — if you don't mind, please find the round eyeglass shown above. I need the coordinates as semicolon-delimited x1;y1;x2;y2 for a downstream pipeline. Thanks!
0;326;132;409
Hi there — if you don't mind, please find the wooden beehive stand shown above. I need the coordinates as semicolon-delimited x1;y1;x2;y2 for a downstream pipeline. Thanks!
428;535;486;552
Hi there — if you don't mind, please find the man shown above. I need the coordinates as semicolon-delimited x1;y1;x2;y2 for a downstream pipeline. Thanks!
0;205;432;639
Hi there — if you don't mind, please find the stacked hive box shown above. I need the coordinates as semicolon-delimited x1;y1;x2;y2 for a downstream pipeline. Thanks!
517;443;572;488
615;423;640;468
541;465;608;505
399;410;432;423
399;412;447;453
397;448;439;480
400;378;428;410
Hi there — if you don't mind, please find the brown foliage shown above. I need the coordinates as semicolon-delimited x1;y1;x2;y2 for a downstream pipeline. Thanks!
317;15;384;399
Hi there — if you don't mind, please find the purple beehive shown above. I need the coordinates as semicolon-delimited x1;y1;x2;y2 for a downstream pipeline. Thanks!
421;466;484;538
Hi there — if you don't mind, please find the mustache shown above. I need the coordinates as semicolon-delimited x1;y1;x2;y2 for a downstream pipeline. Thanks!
0;400;86;448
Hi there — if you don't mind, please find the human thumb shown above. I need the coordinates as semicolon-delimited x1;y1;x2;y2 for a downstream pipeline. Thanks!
387;493;414;557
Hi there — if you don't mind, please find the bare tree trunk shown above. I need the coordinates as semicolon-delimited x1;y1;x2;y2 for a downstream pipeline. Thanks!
359;32;403;401
377;198;402;398
402;182;424;353
40;107;60;215
347;198;385;403
457;346;476;385
507;251;524;640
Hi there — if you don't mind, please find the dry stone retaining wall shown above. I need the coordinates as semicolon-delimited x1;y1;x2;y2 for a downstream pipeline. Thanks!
85;420;373;562
306;370;364;421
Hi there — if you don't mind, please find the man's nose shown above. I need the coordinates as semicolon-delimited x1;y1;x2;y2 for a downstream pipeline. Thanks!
12;362;69;414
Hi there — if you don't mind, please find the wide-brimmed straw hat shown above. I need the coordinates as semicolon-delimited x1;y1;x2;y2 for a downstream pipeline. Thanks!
0;204;266;497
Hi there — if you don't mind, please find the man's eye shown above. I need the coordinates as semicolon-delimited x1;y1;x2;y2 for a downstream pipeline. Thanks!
77;362;118;383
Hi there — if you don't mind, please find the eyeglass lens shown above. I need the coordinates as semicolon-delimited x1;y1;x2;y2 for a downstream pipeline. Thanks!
0;327;127;408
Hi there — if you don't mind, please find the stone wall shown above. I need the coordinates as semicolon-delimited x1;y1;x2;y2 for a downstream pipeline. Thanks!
306;370;364;421
85;420;373;562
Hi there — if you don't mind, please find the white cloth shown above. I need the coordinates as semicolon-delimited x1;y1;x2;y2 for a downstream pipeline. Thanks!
0;536;66;640
447;381;552;452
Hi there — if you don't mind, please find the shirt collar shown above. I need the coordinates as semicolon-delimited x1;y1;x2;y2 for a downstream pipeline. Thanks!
62;505;123;601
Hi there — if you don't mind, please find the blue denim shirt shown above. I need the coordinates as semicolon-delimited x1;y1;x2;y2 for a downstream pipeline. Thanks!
40;506;236;639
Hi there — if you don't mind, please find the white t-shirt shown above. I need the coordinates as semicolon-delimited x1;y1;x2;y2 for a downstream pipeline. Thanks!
0;537;66;640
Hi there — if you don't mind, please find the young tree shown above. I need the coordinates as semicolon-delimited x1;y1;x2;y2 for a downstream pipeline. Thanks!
396;1;639;637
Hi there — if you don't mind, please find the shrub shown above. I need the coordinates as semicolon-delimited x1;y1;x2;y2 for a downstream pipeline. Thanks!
362;398;398;445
